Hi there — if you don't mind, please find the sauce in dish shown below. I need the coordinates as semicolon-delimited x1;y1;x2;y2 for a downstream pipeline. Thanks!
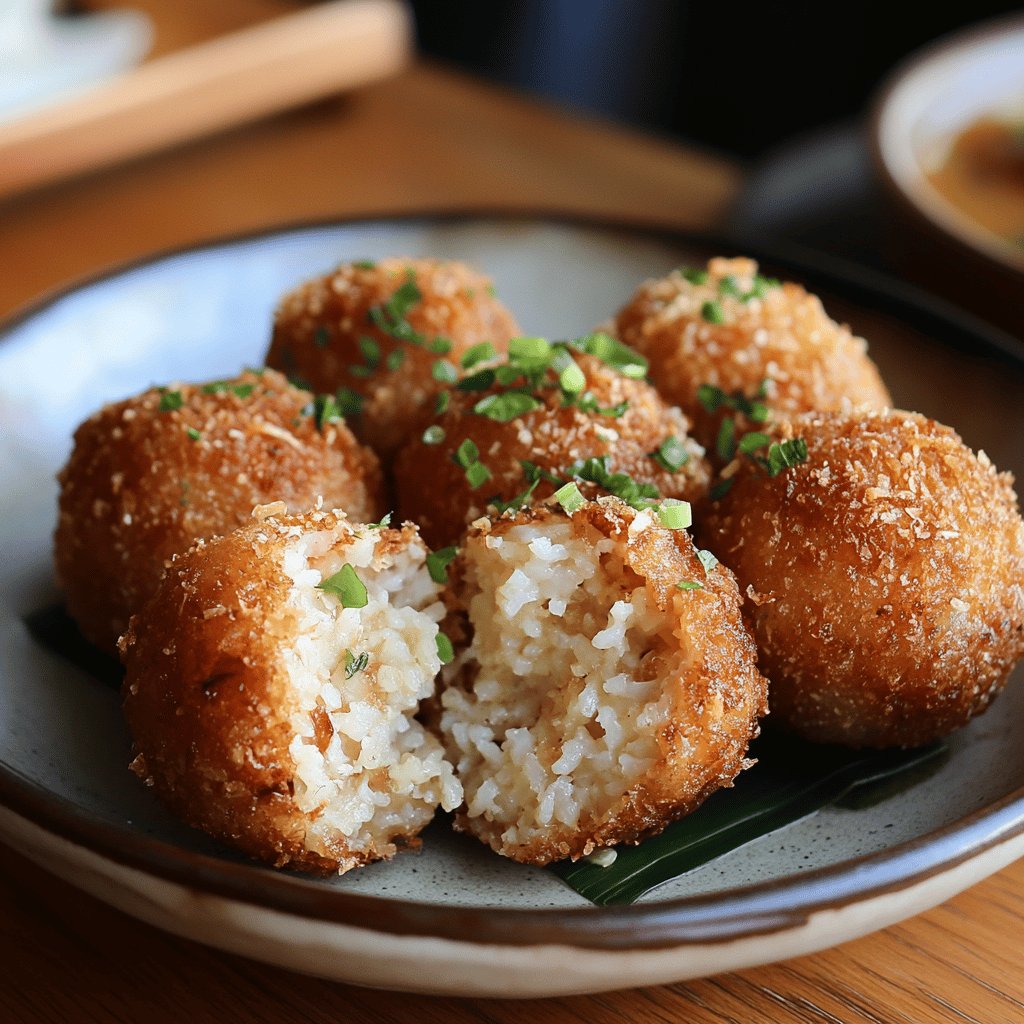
927;116;1024;251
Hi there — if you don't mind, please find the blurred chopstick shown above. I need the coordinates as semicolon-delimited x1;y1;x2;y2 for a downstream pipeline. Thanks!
0;0;413;201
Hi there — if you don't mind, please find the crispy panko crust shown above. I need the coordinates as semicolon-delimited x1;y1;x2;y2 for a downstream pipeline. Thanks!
697;410;1024;748
393;354;711;548
55;369;383;655
613;257;892;456
267;257;521;458
120;508;424;875
442;500;769;864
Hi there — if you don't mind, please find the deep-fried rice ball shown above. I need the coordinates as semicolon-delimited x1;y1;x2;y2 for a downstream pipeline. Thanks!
698;409;1024;748
121;507;462;874
55;369;383;654
393;343;710;548
437;499;768;864
267;257;521;458
613;257;892;454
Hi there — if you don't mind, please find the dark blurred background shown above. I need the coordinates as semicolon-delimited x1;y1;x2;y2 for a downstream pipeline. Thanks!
411;0;1021;160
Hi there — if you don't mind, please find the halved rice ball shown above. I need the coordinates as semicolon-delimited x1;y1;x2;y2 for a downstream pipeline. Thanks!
438;499;768;864
121;507;462;874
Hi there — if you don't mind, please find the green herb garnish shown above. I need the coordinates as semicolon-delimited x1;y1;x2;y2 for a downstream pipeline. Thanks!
353;259;376;270
428;336;453;355
696;549;719;574
158;390;183;412
367;276;423;344
335;387;364;417
435;390;450;415
553;481;585;514
435;631;455;664
317;564;368;608
186;427;202;442
386;348;405;372
680;266;709;285
656;500;692;530
460;342;496;370
649;435;690;473
701;300;726;324
473;392;541;422
344;650;370;677
432;359;458;385
676;580;703;591
716;417;737;462
426;545;459;584
566;455;660;509
314;326;330;349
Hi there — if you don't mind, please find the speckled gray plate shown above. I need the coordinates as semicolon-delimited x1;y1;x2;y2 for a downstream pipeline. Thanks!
2;214;1023;997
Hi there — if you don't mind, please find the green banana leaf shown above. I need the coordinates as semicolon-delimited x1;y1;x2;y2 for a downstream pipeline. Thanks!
550;731;947;906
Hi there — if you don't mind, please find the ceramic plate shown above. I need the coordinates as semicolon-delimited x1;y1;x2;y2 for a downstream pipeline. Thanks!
2;214;1024;997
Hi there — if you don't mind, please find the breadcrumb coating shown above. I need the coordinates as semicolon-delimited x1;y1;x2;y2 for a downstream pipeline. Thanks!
393;354;710;548
121;508;461;874
55;368;383;654
267;257;521;458
697;409;1024;747
613;257;892;456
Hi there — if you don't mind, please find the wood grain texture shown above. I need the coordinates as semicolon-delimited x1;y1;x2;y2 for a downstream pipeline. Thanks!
1;2;1021;1022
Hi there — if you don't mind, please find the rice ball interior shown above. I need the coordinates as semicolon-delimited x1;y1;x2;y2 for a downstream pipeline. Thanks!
122;510;462;874
439;501;767;865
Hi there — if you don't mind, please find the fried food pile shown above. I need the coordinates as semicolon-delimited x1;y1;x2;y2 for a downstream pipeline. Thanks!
54;255;1024;875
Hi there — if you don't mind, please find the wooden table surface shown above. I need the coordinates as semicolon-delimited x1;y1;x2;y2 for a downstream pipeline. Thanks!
2;3;1023;1022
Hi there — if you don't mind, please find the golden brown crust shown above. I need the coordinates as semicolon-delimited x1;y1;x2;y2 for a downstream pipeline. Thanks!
54;369;384;655
697;409;1024;747
613;257;892;457
267;258;521;459
445;500;768;864
120;509;417;875
393;355;711;548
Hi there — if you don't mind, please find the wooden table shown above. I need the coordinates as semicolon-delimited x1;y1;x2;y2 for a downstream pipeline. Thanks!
2;4;1022;1021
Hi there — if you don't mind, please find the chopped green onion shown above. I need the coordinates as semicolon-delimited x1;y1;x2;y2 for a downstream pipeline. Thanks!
352;259;376;270
738;430;771;455
464;461;492;489
570;332;647;379
367;513;392;529
676;580;704;591
422;425;446;445
436;630;455;664
158;390;183;412
454;438;480;468
317;564;368;608
656;501;692;530
680;267;709;285
314;326;330;349
765;438;809;476
432;359;458;384
358;336;381;369
367;277;423;344
567;455;660;509
306;393;342;431
697;383;725;413
718;275;745;299
426;545;459;584
428;336;453;355
456;368;497;392
473;392;541;422
508;336;552;363
344;650;370;677
697;549;719;574
701;300;726;324
335;387;364;417
574;393;629;418
434;390;450;415
716;417;737;462
559;359;586;395
460;342;496;370
186;427;202;442
386;348;405;371
649;435;690;473
553;481;585;514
